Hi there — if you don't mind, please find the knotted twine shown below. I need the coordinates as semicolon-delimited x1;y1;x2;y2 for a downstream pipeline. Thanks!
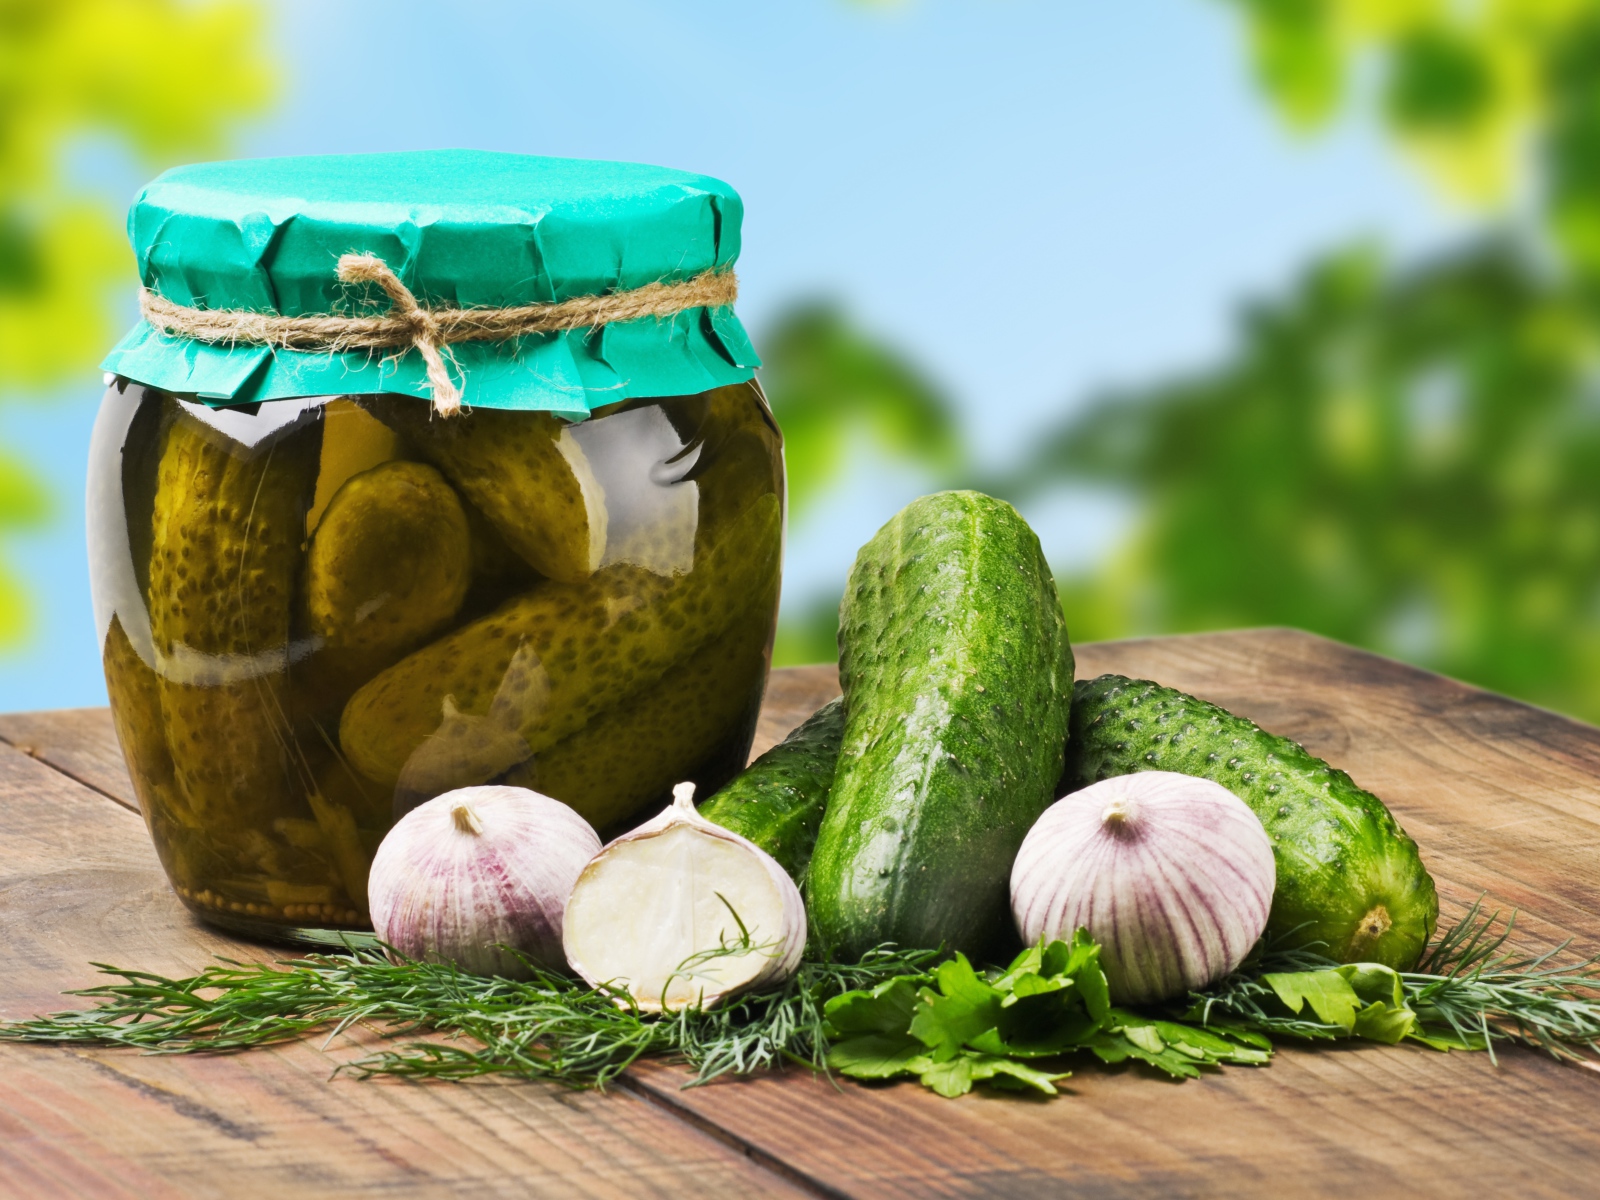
138;253;740;416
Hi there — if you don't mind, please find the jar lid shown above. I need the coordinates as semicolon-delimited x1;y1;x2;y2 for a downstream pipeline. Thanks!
100;149;758;418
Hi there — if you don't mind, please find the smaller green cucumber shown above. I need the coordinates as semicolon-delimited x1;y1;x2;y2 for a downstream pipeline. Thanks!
698;697;843;881
1065;674;1438;970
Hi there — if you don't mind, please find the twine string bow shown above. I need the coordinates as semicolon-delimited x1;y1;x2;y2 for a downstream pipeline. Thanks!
335;253;462;413
138;254;740;417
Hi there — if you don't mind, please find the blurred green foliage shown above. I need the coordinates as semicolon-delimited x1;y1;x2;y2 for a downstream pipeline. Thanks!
1225;0;1552;203
774;0;1600;723
0;0;271;644
1028;0;1600;718
1010;240;1600;716
762;303;961;519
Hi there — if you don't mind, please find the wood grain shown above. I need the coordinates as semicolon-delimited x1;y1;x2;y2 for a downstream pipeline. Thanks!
8;639;1600;1199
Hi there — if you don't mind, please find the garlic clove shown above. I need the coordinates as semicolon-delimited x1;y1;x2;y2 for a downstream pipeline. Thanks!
563;782;806;1012
368;784;601;979
1011;771;1275;1005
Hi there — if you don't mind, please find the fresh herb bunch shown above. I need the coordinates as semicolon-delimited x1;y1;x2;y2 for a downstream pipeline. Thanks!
4;901;1596;1098
0;942;940;1089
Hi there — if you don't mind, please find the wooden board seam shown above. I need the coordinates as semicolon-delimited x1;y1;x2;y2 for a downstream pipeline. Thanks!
615;1073;852;1200
0;728;139;815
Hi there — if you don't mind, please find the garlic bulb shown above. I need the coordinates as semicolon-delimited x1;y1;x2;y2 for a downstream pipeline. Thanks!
563;782;806;1012
1011;771;1275;1004
369;785;600;978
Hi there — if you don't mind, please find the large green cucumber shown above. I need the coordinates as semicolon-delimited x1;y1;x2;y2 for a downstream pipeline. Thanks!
1064;674;1438;969
807;491;1074;962
698;697;844;881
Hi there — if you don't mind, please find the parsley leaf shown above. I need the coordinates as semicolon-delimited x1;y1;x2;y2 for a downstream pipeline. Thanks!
823;929;1269;1098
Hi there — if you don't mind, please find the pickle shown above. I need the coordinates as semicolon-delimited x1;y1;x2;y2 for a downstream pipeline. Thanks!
306;742;392;831
148;408;320;828
511;569;777;832
682;385;783;545
305;789;371;918
109;600;357;915
286;741;392;915
340;491;782;789
708;381;780;442
363;399;606;582
304;460;472;669
305;399;401;533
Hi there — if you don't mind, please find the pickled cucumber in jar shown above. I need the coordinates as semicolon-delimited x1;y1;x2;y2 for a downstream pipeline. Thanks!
295;459;474;725
338;508;778;793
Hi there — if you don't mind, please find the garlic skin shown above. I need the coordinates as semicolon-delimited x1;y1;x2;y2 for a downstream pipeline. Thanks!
563;783;806;1012
369;785;600;979
1011;771;1275;1004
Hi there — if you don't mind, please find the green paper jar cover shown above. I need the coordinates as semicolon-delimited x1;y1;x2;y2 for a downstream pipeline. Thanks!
100;149;760;419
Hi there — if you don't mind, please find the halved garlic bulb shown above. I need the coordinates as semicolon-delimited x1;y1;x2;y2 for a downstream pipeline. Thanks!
368;785;600;978
563;782;806;1012
1011;771;1275;1004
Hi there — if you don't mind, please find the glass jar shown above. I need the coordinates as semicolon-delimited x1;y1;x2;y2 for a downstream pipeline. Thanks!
89;378;782;940
88;150;777;941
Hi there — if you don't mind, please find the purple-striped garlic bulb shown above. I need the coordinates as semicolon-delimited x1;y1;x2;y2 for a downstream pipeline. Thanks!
563;783;806;1012
369;785;600;978
1011;771;1275;1004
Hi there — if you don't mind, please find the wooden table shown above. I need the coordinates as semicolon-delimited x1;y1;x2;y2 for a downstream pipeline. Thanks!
3;628;1599;1198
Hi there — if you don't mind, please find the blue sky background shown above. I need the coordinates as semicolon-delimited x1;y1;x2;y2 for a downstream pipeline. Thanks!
0;0;1471;711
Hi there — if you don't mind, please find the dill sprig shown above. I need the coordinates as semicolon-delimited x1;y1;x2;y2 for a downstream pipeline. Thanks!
1186;898;1600;1066
0;943;942;1089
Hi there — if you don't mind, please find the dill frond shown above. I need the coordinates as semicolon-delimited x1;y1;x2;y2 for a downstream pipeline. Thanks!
0;943;942;1089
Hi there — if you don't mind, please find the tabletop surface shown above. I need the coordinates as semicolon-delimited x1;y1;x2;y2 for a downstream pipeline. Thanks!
2;627;1599;1199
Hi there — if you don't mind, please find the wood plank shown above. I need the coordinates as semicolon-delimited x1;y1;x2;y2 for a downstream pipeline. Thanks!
14;641;1600;1197
620;630;1600;1198
0;738;810;1199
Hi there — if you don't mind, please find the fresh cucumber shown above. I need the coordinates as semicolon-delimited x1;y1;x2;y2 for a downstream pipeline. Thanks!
698;697;844;880
807;491;1074;962
1064;674;1438;970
